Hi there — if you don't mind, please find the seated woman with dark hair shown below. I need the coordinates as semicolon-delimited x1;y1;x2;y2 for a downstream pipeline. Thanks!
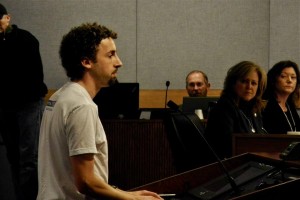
262;60;300;134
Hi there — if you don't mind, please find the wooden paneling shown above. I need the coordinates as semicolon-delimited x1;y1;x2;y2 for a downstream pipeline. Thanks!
45;89;222;108
102;119;177;190
140;89;221;108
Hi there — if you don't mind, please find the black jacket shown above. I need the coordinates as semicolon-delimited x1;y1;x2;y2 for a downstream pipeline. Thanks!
0;25;48;106
262;97;300;134
205;95;265;159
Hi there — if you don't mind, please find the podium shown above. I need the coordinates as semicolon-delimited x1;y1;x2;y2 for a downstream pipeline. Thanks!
131;153;300;199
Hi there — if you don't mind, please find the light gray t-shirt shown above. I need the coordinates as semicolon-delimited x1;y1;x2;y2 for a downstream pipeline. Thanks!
37;82;108;200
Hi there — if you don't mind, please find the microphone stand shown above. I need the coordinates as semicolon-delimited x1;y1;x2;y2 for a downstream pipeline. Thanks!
165;81;170;109
167;100;242;197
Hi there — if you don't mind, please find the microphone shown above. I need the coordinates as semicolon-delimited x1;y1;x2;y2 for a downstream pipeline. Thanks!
165;81;170;109
167;100;242;198
166;81;170;87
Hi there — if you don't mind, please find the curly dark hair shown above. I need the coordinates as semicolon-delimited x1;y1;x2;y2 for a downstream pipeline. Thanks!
59;22;117;81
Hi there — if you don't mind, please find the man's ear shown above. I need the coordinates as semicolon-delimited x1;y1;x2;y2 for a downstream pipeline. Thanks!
5;14;11;22
81;58;92;69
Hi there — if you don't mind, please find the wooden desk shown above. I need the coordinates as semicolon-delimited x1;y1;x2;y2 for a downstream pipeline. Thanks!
102;119;177;190
232;134;300;156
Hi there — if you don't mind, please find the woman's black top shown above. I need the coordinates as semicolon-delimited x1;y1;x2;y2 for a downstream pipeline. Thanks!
205;95;265;159
262;96;300;134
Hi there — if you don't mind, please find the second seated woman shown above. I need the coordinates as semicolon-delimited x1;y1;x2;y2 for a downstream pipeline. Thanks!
205;61;267;160
262;60;300;134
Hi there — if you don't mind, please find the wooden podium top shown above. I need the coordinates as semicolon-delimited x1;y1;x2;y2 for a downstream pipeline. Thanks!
131;152;300;200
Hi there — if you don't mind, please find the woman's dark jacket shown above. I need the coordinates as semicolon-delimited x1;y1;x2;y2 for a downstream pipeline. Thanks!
262;96;300;134
204;95;266;160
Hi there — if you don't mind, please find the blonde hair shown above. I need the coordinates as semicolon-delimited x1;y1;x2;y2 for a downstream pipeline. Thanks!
222;61;267;112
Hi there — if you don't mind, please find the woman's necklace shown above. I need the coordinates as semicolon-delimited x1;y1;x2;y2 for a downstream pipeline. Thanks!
240;110;256;133
282;104;296;132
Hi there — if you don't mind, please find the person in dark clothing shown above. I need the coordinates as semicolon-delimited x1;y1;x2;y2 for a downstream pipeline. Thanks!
205;61;267;160
0;4;48;200
262;60;300;134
